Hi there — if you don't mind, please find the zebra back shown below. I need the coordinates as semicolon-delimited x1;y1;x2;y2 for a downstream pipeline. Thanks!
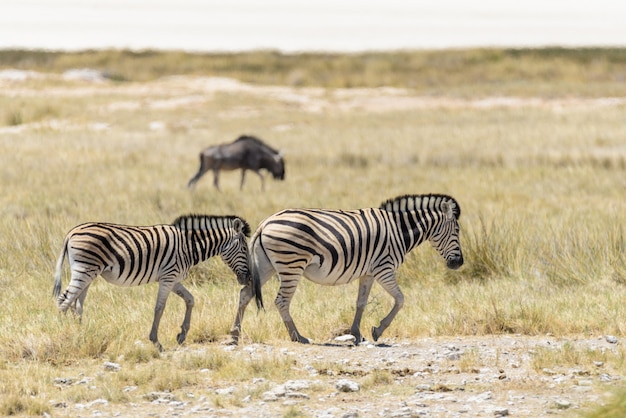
171;214;251;237
379;194;460;220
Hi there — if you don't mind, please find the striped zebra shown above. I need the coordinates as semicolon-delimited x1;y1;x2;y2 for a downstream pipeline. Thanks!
230;194;463;345
53;214;251;351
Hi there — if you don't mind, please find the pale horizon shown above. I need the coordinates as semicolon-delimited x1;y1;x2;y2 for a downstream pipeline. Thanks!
1;0;625;52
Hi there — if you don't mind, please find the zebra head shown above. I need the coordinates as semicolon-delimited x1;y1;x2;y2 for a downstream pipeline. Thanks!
220;217;252;285
429;197;464;270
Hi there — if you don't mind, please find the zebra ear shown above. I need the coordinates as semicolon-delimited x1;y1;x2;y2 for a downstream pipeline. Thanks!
232;218;244;234
441;201;454;220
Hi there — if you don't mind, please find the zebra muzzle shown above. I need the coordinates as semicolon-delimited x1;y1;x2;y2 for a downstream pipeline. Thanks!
447;256;464;270
237;273;252;285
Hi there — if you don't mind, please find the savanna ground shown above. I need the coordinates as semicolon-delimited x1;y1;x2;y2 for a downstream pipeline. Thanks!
0;49;626;417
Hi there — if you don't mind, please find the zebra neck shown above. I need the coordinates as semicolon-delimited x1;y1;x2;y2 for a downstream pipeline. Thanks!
395;211;435;252
185;230;224;265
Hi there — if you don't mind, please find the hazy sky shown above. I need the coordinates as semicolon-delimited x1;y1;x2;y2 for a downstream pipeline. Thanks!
1;0;625;52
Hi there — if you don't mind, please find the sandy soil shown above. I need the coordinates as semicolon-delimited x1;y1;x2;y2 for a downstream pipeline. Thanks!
51;335;621;417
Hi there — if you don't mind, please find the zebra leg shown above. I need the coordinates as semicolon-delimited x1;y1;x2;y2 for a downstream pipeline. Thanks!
71;282;92;319
149;281;175;352
229;284;255;345
275;274;309;344
371;275;405;342
58;270;96;316
350;276;375;344
229;242;275;344
172;282;194;345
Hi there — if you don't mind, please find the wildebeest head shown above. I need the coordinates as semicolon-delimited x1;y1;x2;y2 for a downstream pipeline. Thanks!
270;152;286;180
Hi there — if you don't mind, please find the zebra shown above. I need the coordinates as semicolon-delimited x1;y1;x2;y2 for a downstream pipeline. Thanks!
229;194;463;345
53;214;251;351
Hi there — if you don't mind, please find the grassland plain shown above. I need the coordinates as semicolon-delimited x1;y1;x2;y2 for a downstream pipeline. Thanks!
0;49;625;416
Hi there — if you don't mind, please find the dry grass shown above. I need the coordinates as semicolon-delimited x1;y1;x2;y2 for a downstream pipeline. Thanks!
2;47;626;95
0;50;625;415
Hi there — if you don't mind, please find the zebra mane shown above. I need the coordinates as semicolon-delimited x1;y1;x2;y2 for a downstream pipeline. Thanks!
379;194;461;219
171;214;251;237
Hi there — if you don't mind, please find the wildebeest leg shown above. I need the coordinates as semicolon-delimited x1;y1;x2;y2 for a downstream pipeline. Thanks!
275;272;309;344
350;276;375;344
172;282;194;345
239;169;247;190
212;167;221;191
371;274;404;342
187;155;208;188
149;281;175;352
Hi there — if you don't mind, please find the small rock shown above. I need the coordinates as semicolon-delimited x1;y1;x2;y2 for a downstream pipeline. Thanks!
88;399;108;408
554;399;572;409
336;379;360;392
390;406;413;417
53;377;73;386
285;392;310;399
262;392;279;402
285;380;311;391
271;385;287;397
215;387;235;395
335;334;356;342
493;408;509;416
606;335;619;344
103;362;120;372
469;391;493;402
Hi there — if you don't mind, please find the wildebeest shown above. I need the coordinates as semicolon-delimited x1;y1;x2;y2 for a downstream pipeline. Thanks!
187;135;285;191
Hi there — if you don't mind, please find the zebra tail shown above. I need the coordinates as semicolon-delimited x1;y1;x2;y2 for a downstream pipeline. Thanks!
251;233;264;311
52;236;69;299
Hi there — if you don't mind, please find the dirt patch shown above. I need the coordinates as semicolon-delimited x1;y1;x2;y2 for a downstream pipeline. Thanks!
51;335;619;417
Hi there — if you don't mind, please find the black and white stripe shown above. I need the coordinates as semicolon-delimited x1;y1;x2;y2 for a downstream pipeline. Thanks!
53;214;251;351
230;194;462;344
